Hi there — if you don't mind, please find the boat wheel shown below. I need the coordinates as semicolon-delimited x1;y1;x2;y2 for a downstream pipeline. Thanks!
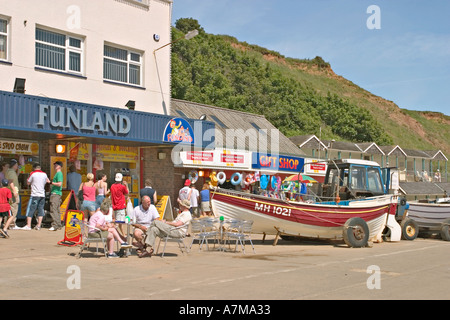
401;218;418;241
440;219;450;241
343;217;369;248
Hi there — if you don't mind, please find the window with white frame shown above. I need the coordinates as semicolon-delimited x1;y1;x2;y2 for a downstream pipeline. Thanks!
35;27;84;74
103;44;142;86
0;17;9;61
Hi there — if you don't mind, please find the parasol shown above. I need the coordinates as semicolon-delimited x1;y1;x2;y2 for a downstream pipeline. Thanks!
283;174;317;184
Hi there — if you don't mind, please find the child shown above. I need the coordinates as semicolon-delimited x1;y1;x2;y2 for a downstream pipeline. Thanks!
88;198;131;258
0;179;13;238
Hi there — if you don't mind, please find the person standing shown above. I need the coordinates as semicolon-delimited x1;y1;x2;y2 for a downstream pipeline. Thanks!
177;179;191;204
79;173;97;219
139;178;157;205
23;163;50;230
110;173;129;235
49;161;63;231
0;179;13;238
94;172;108;209
66;165;82;193
200;183;212;216
189;184;200;218
5;159;20;229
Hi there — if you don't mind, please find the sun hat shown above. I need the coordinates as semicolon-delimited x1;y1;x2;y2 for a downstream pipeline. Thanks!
180;199;191;208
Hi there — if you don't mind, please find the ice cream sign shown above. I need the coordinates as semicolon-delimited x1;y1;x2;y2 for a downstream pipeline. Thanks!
163;118;194;144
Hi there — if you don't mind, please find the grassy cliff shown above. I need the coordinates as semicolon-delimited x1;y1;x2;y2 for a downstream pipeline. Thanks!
171;19;450;154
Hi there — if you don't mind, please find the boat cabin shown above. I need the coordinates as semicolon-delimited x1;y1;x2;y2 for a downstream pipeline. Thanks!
320;159;386;201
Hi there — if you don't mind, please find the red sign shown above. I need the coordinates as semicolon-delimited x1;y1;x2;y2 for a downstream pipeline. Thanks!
187;151;214;162
310;163;326;171
221;153;244;164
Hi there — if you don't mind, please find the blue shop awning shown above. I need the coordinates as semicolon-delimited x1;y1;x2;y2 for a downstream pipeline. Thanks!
0;91;215;148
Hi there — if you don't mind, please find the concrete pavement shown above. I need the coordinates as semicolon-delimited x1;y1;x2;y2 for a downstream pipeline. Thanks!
1;226;449;301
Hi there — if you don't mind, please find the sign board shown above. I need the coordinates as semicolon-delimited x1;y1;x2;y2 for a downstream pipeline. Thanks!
0;140;39;155
58;190;84;246
252;153;305;173
155;195;173;221
303;160;327;175
179;149;251;169
163;118;194;144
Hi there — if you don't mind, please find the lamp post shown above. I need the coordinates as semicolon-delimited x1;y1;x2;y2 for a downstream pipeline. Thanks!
153;29;199;55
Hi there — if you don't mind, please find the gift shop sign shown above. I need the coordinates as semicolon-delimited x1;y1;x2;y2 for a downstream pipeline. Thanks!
252;153;305;173
179;150;250;169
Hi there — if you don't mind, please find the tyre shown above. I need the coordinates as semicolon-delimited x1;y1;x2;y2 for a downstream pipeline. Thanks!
401;218;419;240
343;217;369;248
440;218;450;241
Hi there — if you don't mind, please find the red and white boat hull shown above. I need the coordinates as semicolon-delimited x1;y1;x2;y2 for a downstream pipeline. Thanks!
211;190;398;242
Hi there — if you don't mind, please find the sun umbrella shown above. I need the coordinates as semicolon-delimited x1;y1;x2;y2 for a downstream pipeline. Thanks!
283;174;317;184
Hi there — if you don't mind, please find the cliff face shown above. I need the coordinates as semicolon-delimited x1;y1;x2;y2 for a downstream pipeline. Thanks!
171;23;450;155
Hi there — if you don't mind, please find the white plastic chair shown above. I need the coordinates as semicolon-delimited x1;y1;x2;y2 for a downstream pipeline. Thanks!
224;220;256;254
188;218;219;251
156;222;190;257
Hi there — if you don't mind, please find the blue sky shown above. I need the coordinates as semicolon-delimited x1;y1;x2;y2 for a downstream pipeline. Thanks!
172;0;450;116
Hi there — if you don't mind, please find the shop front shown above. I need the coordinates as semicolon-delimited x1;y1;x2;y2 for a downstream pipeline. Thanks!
0;90;214;222
176;149;308;199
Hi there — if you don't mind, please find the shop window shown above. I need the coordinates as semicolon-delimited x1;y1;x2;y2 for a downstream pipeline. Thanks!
35;27;84;74
0;17;9;61
103;44;143;86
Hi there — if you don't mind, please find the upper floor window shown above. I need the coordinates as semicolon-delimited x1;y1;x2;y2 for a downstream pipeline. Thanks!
103;44;142;86
0;17;9;61
35;27;84;74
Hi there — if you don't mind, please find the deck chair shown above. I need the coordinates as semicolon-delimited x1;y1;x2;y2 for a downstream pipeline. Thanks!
188;218;219;251
156;222;190;257
75;219;108;258
224;220;256;254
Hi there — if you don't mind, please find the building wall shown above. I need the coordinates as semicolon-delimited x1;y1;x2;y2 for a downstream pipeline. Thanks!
0;0;172;114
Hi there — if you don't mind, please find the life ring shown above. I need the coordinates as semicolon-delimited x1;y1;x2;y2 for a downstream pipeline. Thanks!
189;170;199;184
230;172;242;186
217;171;226;185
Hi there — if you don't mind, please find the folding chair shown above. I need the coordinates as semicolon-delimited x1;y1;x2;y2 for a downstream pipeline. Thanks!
188;218;219;251
224;220;256;254
75;219;108;258
156;222;190;257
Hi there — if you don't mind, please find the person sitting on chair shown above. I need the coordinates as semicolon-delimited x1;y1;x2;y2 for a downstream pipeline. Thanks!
130;195;160;254
138;199;192;258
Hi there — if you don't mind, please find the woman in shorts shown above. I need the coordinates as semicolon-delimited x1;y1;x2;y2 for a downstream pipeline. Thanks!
79;173;97;220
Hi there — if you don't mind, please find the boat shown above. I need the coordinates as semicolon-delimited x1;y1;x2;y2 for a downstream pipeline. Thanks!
406;197;450;241
211;159;403;247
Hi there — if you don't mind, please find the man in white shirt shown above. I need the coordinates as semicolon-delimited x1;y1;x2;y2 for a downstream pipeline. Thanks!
130;195;160;251
138;199;192;258
24;163;50;230
189;184;200;218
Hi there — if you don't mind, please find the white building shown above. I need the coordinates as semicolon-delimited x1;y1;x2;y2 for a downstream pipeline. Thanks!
0;0;173;114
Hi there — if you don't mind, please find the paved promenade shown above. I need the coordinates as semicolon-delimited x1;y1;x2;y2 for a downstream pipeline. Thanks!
1;227;449;303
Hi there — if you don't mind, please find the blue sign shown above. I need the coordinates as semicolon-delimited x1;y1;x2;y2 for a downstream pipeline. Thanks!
252;153;304;173
162;118;194;144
